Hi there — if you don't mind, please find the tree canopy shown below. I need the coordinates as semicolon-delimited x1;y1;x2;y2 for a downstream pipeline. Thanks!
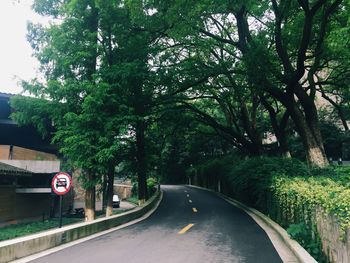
11;0;350;217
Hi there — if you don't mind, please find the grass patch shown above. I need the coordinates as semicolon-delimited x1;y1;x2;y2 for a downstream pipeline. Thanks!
126;196;139;205
0;217;82;242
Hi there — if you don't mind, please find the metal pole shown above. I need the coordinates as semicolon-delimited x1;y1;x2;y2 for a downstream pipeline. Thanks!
59;195;63;228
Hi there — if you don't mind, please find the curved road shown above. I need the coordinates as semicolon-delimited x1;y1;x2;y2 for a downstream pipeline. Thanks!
29;185;282;263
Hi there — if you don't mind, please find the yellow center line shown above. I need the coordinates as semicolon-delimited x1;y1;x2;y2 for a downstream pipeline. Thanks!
192;207;198;213
189;199;192;203
178;224;195;234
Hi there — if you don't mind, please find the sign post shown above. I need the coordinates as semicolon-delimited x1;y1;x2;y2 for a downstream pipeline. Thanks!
51;172;72;228
59;195;63;228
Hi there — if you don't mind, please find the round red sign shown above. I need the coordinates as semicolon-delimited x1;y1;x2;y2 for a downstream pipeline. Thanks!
51;172;72;195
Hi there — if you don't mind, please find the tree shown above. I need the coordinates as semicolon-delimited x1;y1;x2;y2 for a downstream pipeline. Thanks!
13;0;102;220
13;0;172;213
152;0;346;166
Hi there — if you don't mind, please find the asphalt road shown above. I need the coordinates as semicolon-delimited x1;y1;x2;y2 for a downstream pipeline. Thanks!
29;185;282;263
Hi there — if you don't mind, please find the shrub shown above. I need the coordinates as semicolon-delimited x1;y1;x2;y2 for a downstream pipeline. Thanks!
188;155;236;190
223;157;309;210
131;177;159;200
147;177;158;196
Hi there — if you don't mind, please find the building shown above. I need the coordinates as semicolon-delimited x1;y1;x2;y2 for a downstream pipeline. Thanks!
0;92;72;225
0;162;53;225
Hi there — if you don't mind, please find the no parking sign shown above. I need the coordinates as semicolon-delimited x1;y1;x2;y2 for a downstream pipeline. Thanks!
51;172;72;228
51;172;72;195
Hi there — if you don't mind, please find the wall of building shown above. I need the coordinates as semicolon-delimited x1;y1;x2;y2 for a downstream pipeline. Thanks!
13;146;57;161
0;145;57;161
0;145;10;159
0;186;52;224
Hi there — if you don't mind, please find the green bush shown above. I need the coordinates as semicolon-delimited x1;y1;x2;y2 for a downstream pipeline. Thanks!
223;157;310;210
147;177;158;196
131;177;159;200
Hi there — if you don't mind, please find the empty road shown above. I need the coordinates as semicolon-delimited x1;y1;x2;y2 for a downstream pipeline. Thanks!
29;185;282;263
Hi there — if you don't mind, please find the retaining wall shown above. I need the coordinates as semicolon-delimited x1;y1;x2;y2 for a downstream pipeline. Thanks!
315;207;350;263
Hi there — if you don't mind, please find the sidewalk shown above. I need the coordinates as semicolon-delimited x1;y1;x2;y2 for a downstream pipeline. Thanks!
73;199;136;211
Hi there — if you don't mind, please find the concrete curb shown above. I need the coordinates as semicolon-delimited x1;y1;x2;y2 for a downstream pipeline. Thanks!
0;190;162;263
187;185;317;263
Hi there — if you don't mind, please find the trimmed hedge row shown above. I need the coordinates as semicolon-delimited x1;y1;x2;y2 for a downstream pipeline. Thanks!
189;157;350;262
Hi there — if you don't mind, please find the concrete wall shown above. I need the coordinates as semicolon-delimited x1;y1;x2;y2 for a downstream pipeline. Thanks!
0;190;161;263
0;186;52;224
73;171;133;202
114;184;132;200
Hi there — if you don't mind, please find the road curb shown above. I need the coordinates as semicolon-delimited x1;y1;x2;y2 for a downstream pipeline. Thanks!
187;185;317;263
0;190;163;263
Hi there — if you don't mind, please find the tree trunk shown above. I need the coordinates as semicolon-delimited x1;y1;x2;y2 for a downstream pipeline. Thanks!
279;137;291;158
274;115;291;158
102;173;107;210
131;62;148;204
337;106;349;131
304;136;328;167
260;97;291;157
289;102;328;167
136;119;148;205
275;125;291;157
106;164;115;217
84;172;96;221
84;4;98;221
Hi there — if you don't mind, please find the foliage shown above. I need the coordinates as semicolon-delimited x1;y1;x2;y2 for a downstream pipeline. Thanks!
318;114;348;159
216;157;306;205
188;155;237;190
131;176;158;200
147;177;158;196
9;0;350;224
11;0;166;202
153;0;349;166
287;223;324;261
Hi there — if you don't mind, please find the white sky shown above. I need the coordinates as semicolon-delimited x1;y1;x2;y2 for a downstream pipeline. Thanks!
0;0;47;94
